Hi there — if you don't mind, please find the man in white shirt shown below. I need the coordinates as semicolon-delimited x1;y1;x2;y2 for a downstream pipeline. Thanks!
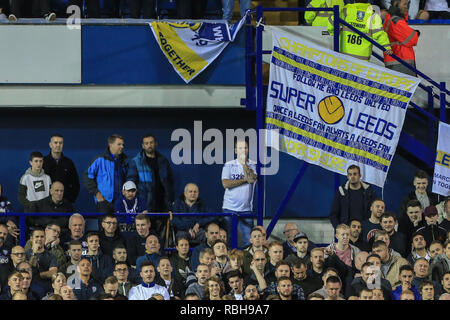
222;140;257;247
128;261;170;300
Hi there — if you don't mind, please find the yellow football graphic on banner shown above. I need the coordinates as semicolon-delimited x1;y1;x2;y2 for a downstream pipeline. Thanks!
318;95;345;124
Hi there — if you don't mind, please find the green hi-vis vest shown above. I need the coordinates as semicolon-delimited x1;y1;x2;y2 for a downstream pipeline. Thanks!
327;3;391;60
305;0;344;27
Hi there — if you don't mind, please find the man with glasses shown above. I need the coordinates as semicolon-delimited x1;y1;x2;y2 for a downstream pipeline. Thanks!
0;245;26;290
113;261;136;298
99;213;125;258
25;223;66;271
243;227;268;275
112;244;140;284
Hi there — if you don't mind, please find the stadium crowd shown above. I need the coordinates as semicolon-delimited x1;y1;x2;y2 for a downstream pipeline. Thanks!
0;133;449;301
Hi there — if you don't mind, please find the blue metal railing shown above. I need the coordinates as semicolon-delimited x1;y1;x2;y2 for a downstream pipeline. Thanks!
247;5;449;238
4;212;257;249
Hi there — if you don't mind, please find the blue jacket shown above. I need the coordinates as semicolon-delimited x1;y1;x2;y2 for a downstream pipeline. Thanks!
83;148;128;204
136;252;161;273
82;252;114;284
171;195;216;232
392;285;421;300
126;150;174;212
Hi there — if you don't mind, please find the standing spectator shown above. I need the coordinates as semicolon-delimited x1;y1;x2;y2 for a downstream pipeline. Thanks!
399;170;439;220
276;277;299;300
43;134;80;204
380;212;408;257
308;248;326;281
242;227;267;275
329;164;377;229
26;181;74;231
305;0;344;26
99;214;126;258
115;181;148;232
361;199;385;243
222;0;250;23
373;230;402;259
222;139;257;247
398;200;427;248
372;240;409;287
126;0;155;19
129;261;170;300
18;151;52;212
324;224;361;270
126;213;151;267
244;250;270;291
127;134;174;236
84;134;128;214
415;205;447;245
71;258;102;300
9;0;56;21
383;0;420;76
285;232;311;267
176;0;207;19
68;0;100;18
82;232;114;283
171;183;216;246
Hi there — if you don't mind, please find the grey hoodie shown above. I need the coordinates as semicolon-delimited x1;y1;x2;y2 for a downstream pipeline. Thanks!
18;168;51;208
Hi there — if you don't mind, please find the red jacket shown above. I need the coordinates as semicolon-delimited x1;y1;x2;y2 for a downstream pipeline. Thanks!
383;13;419;66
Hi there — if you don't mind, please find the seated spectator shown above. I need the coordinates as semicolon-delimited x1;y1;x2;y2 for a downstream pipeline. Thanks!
112;244;140;284
282;222;300;258
82;232;114;283
185;262;210;300
324;275;345;300
101;276;120;299
60;240;82;278
392;265;421;300
156;256;185;299
307;292;325;300
16;261;46;298
418;0;450;19
415;205;447;245
203;276;225;300
285;232;311;267
113;261;135;298
212;239;232;279
359;288;373;300
380;212;407;257
412;258;442;297
243;283;259;300
276;276;299;300
242;227;268;275
62;213;88;255
176;0;207;19
129;261;170;300
25;228;58;293
441;271;450;294
9;0;56;22
263;260;305;300
42;272;67;300
439;197;450;231
227;248;244;276
19;269;40;300
290;259;322;297
349;219;370;252
311;267;344;299
171;183;216;246
0;245;26;290
18;151;52;212
135;233;161;273
349;262;393;300
0;271;23;300
115;181;148;232
429;240;444;261
0;224;10;267
60;285;75;300
24;223;66;271
398;200;427;250
126;213;152;267
26;181;74;232
99;213;126;258
243;250;270;292
190;222;220;272
71;258;102;300
225;270;244;300
266;241;284;275
430;240;450;282
170;237;191;280
373;230;402;259
420;279;436;300
407;231;432;266
372;240;409;287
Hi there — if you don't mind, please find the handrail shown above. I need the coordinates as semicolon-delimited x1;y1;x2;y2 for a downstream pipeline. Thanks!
4;212;257;248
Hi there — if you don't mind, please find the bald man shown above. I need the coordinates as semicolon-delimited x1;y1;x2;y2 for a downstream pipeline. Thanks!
26;181;74;230
171;183;218;245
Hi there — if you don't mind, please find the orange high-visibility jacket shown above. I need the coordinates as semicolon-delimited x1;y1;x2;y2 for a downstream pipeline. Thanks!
383;13;419;67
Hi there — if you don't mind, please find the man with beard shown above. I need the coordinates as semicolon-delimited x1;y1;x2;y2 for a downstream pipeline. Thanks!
0;224;10;266
372;240;409;287
244;250;270;291
291;260;322;297
243;283;260;300
380;213;407;257
324;276;345;300
72;258;102;300
392;265;421;300
361;199;385;243
60;240;82;278
276;277;298;300
349;219;370;252
263;261;305;300
285;232;312;267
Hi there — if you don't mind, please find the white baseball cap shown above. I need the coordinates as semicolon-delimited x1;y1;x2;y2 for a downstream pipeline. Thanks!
123;181;137;191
